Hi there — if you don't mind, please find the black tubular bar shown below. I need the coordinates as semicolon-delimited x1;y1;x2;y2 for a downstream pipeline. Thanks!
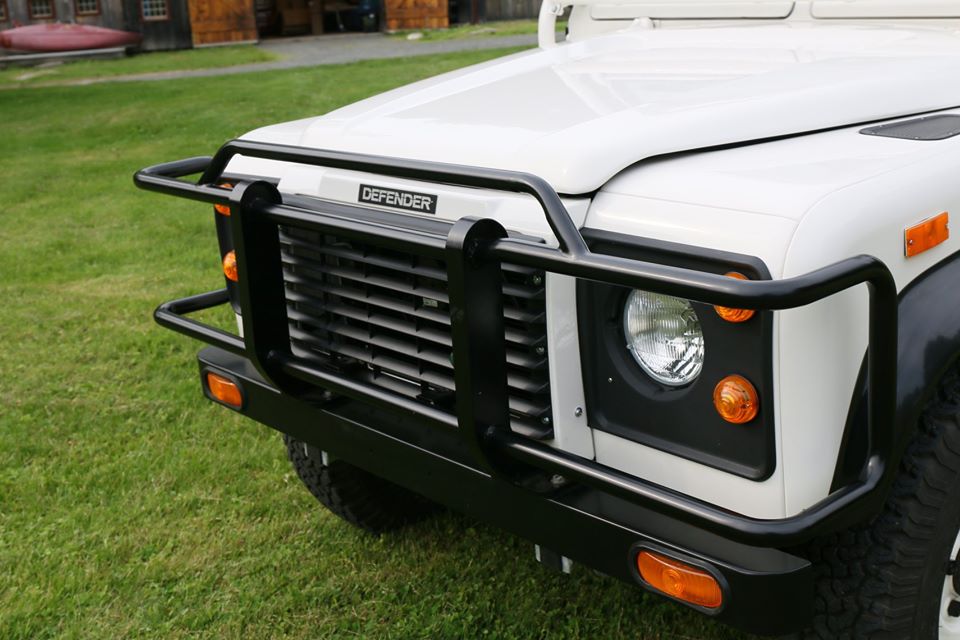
445;217;513;474
134;141;899;547
494;431;879;545
275;354;460;430
154;289;246;356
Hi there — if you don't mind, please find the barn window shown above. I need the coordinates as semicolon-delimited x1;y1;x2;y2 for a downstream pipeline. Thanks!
75;0;100;14
142;0;168;20
28;0;55;18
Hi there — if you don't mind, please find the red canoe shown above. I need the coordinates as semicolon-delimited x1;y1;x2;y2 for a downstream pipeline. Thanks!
0;24;141;52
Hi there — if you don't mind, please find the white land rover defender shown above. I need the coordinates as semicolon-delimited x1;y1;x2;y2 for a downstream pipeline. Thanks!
136;1;960;636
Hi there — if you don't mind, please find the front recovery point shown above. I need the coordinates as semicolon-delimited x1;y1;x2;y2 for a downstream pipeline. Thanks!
136;140;899;636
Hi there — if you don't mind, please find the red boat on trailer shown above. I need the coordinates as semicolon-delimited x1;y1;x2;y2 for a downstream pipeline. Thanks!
0;24;141;52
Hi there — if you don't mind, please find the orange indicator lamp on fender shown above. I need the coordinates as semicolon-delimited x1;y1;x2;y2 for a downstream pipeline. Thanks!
905;211;949;258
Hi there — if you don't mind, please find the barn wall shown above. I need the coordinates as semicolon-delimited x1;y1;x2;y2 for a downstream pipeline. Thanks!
122;0;193;49
384;0;447;30
483;0;537;20
3;0;142;32
3;0;28;25
187;0;256;45
3;0;59;24
79;0;127;28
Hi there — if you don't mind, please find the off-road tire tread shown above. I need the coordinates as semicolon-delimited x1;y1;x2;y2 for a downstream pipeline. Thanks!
284;434;438;534
802;367;960;639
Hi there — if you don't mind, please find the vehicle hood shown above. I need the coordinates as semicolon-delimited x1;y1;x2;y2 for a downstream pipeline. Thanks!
242;22;960;194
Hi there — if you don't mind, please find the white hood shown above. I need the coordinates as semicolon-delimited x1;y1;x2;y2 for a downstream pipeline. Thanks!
242;22;960;194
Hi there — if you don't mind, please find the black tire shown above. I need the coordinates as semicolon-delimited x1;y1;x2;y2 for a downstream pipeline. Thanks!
803;367;960;639
283;434;439;534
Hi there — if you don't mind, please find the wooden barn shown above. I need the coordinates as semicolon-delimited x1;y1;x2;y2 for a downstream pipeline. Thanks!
0;0;535;52
0;0;257;50
382;0;445;30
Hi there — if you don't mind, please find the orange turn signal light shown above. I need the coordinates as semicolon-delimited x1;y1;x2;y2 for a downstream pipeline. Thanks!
214;183;233;216
713;374;759;424
905;211;949;258
636;550;723;609
222;250;238;282
206;372;243;408
714;272;755;323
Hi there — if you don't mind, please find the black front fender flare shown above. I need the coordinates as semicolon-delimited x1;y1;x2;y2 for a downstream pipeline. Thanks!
834;249;960;491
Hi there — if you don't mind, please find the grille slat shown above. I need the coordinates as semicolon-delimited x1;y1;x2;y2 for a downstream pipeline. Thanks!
287;318;549;393
288;333;550;422
279;225;553;440
283;269;546;326
281;241;545;301
285;289;548;360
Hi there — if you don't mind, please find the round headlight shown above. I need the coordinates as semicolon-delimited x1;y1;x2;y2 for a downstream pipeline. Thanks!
623;290;705;387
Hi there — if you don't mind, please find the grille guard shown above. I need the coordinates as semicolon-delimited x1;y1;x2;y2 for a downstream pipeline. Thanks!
135;139;899;547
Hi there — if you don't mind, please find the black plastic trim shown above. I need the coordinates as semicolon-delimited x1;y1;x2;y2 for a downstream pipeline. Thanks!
833;248;960;490
577;229;775;480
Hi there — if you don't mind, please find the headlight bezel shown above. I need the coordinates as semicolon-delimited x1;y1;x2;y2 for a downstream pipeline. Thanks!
576;229;775;481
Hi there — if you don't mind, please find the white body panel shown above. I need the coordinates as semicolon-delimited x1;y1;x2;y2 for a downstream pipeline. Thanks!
230;8;960;517
580;111;960;516
241;20;960;195
812;1;960;19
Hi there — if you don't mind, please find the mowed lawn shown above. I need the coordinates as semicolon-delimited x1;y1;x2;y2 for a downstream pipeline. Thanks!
0;45;278;88
0;50;753;639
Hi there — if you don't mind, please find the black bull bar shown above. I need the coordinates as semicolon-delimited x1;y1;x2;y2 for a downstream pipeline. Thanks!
134;139;899;548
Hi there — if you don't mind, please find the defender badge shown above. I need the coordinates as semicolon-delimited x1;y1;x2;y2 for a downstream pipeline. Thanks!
358;184;438;214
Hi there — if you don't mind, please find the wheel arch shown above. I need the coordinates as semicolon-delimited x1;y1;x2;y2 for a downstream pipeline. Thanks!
833;249;960;491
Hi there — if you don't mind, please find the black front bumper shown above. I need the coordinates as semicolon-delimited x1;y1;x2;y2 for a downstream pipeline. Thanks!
200;345;811;635
136;140;901;636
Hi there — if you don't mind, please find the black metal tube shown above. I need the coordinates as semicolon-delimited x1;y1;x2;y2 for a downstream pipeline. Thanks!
489;239;894;309
274;354;460;430
134;157;232;206
199;139;589;256
154;289;246;356
492;429;883;546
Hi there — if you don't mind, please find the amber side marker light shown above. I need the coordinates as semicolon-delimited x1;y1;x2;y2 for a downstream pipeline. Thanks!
905;211;949;258
206;372;243;409
713;374;759;424
714;272;755;323
222;250;238;282
214;183;233;216
636;550;723;609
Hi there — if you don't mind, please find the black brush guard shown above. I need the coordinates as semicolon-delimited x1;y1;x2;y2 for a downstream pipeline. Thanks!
135;139;898;548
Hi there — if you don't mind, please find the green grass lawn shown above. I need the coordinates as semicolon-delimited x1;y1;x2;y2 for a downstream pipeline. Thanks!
0;49;752;639
390;19;562;41
0;45;278;88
